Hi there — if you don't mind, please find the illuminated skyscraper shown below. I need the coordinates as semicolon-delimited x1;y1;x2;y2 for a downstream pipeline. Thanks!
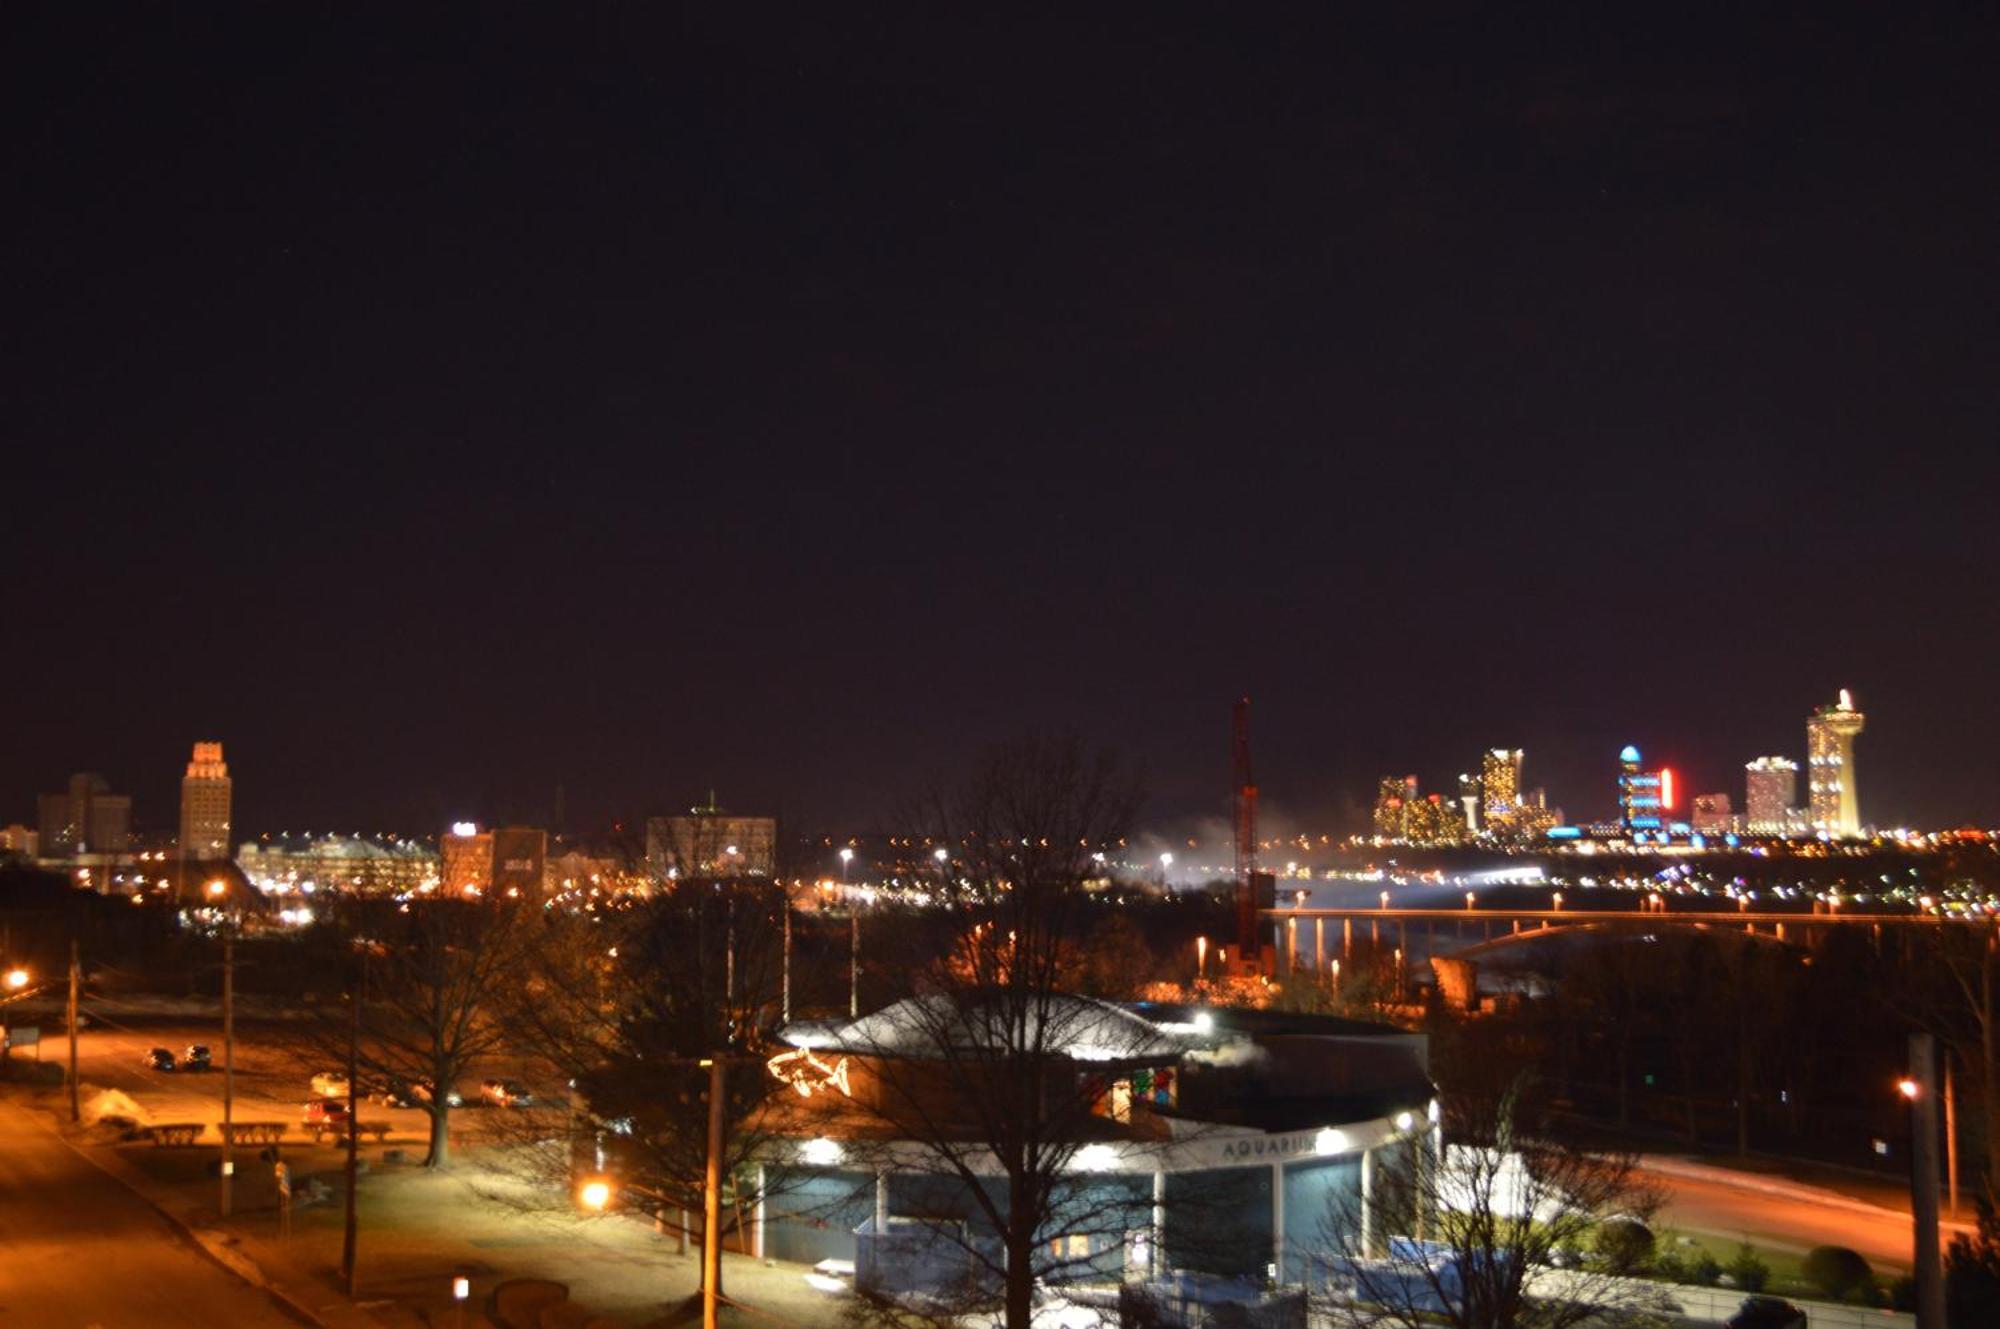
1806;689;1866;837
37;772;131;857
1481;749;1522;834
1372;776;1413;839
1743;757;1799;834
1617;745;1665;835
178;742;233;862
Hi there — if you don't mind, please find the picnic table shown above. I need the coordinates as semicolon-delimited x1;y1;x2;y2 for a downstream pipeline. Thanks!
304;1120;392;1144
146;1122;205;1147
219;1121;287;1145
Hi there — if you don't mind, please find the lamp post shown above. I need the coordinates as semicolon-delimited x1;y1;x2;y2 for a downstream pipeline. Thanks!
208;879;237;1217
1903;1034;1945;1329
700;1057;725;1329
67;939;80;1123
840;848;858;1018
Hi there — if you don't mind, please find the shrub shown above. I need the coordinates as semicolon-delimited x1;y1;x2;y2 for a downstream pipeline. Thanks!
1804;1245;1874;1302
1595;1218;1655;1271
1727;1244;1770;1293
1690;1251;1723;1286
1651;1249;1687;1283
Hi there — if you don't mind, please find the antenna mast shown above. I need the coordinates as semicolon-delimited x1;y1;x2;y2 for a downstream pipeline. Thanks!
1233;697;1259;955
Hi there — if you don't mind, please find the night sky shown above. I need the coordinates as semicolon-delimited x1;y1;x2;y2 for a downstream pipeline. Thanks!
6;8;1998;839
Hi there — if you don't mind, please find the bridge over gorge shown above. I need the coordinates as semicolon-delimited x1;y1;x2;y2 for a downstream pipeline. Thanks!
1256;899;1993;995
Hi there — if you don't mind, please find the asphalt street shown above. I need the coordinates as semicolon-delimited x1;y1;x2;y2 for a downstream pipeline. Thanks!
1636;1160;1972;1274
0;1096;300;1327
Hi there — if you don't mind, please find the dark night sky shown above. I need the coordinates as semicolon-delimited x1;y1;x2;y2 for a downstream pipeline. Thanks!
5;7;1998;839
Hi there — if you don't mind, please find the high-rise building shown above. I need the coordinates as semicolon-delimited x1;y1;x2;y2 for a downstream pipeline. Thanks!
1373;776;1415;839
491;826;549;896
1806;689;1866;837
1481;749;1523;834
1456;773;1481;833
36;772;132;857
1743;757;1799;834
1691;793;1733;834
646;796;778;879
1617;745;1666;835
441;822;493;895
178;741;233;862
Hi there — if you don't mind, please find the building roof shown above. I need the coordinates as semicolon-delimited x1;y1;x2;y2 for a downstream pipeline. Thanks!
786;991;1181;1063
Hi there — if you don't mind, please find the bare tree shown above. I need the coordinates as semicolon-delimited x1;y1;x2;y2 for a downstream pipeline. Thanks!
830;735;1156;1329
293;897;525;1168
1309;1080;1670;1329
501;878;790;1306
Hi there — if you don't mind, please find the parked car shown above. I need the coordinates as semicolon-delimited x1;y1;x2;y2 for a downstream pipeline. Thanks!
144;1047;176;1071
310;1070;351;1098
480;1078;533;1107
1726;1296;1807;1329
182;1044;213;1072
414;1079;464;1108
302;1098;351;1128
376;1078;465;1109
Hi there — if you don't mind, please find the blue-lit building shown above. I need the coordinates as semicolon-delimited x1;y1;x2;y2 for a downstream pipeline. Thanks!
1617;745;1665;835
753;996;1437;1310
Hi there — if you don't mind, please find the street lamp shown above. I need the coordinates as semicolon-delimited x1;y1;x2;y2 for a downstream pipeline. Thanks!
932;847;949;866
578;1177;613;1211
4;969;27;991
1902;1035;1946;1328
838;847;854;881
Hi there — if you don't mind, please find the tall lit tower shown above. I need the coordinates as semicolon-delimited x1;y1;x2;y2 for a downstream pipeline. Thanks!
1617;745;1665;834
1806;689;1866;837
1232;697;1259;955
1480;749;1522;835
179;741;233;862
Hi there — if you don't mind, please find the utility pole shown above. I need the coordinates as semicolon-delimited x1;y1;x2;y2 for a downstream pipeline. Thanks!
780;902;791;1025
220;930;235;1216
1908;1032;1945;1329
702;1056;724;1329
66;939;80;1123
342;956;363;1296
848;911;859;1019
1944;1054;1959;1218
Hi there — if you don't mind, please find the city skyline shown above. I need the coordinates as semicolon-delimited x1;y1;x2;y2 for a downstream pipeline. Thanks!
10;683;1978;851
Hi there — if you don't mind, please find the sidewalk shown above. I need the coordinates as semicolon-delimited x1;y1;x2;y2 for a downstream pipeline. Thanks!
31;1092;395;1328
38;1085;839;1327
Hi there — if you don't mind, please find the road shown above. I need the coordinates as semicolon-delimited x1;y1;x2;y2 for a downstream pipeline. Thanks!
0;1096;300;1327
1639;1159;1973;1273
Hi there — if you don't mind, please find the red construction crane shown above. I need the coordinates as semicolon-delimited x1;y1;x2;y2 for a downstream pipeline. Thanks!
1233;697;1259;956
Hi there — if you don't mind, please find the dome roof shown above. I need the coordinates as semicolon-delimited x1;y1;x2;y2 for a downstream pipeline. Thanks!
790;992;1181;1063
